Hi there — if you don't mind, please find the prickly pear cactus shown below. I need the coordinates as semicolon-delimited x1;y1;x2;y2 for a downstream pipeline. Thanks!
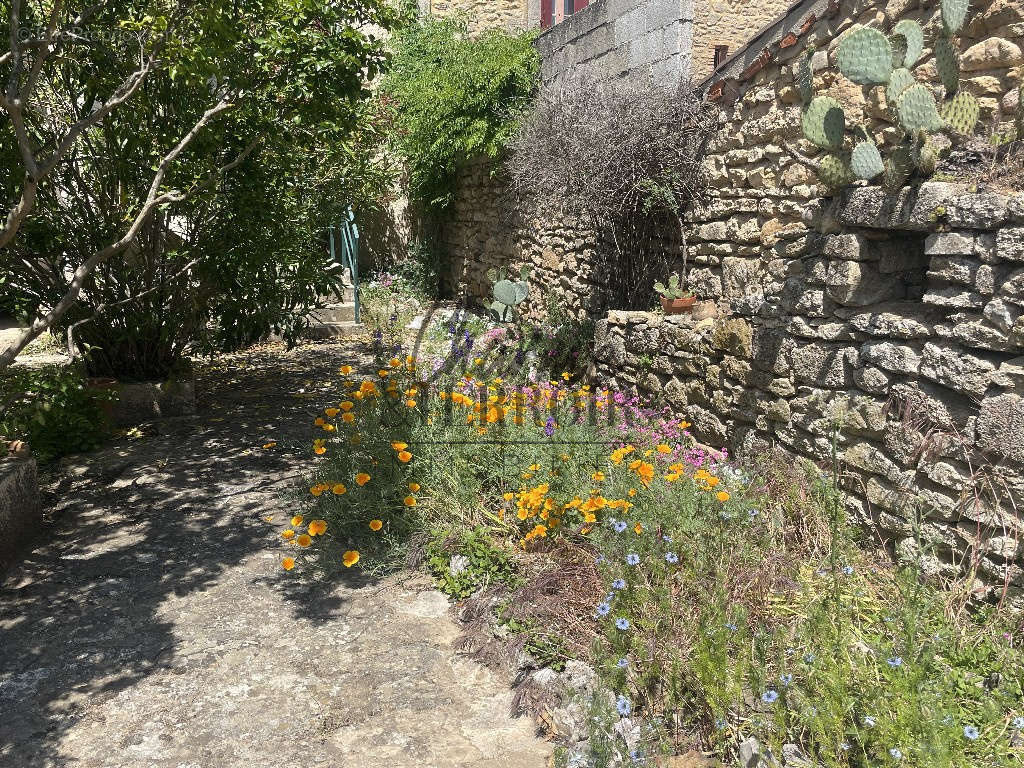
851;140;884;180
488;266;530;322
890;20;924;68
837;27;893;85
800;1;978;193
941;91;979;136
941;0;969;36
896;84;944;133
934;37;961;93
801;96;846;150
797;49;814;105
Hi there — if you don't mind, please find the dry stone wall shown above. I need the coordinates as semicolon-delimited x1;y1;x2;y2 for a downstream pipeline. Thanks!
590;0;1024;602
419;0;528;34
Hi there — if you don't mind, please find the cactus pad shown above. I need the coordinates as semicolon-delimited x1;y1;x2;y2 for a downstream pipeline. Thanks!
837;27;893;85
818;154;854;189
797;51;814;104
883;147;913;190
801;96;846;150
896;84;943;133
886;68;915;104
941;0;970;36
934;37;960;94
851;140;884;180
891;20;924;68
942;90;979;135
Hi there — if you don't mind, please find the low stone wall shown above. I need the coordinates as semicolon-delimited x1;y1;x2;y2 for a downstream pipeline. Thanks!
593;184;1024;604
0;456;40;570
92;376;197;427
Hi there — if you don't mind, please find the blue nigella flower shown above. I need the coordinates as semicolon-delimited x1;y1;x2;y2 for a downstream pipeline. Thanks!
616;695;632;716
761;690;779;704
864;716;877;728
595;555;606;565
1014;716;1024;729
596;602;611;617
629;748;644;762
804;653;816;663
724;622;738;632
617;657;629;668
625;553;640;565
963;725;980;740
889;748;902;760
665;552;679;564
785;648;794;656
662;534;673;542
748;508;760;518
615;617;630;630
840;743;851;751
715;717;727;730
611;578;627;590
887;656;903;667
842;565;854;575
779;673;793;686
615;521;629;533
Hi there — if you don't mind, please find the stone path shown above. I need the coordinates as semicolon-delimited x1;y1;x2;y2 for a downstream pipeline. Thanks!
0;339;551;768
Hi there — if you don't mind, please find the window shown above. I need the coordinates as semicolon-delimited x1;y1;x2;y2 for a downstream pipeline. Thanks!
713;45;729;70
564;0;573;15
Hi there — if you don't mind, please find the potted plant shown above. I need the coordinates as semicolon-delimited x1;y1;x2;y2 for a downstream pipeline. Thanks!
654;275;696;315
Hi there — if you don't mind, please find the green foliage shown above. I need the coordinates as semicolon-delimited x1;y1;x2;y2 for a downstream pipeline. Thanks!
802;7;981;191
0;365;114;462
380;15;540;213
427;528;521;599
653;274;692;300
1;0;397;377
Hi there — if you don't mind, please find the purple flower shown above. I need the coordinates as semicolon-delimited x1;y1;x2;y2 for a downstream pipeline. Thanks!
611;578;626;590
543;417;556;437
617;657;629;668
616;695;631;716
625;553;640;565
761;689;779;704
615;617;630;630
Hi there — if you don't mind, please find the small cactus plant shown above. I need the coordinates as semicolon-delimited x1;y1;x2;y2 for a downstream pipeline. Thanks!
653;274;691;300
486;265;530;322
799;0;980;191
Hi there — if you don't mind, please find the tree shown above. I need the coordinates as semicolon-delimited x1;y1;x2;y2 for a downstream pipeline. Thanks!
0;0;397;370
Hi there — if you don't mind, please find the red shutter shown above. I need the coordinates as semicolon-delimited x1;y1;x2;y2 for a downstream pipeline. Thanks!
541;0;553;28
573;0;588;10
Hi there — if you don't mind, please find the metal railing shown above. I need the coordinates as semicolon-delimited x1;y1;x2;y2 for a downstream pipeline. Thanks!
328;208;360;324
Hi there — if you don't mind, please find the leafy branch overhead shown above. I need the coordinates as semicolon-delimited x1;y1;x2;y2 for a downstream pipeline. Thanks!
799;0;980;191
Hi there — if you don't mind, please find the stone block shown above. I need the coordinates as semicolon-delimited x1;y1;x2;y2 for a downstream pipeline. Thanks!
997;227;1024;262
0;456;40;570
977;393;1024;463
925;231;977;256
860;340;923;375
919;342;996;399
837;183;962;231
826;260;905;306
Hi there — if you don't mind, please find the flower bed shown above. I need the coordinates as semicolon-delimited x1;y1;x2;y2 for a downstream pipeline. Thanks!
273;316;1024;768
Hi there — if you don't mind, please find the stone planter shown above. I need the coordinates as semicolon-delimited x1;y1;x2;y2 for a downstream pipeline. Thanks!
90;373;196;428
0;454;41;570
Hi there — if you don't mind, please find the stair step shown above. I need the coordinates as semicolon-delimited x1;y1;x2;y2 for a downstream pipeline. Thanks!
303;321;364;340
315;303;356;323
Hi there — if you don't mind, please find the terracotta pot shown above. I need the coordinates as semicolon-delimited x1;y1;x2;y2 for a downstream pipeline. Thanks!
659;295;697;315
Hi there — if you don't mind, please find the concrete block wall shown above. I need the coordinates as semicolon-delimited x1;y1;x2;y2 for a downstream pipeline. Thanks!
536;0;695;85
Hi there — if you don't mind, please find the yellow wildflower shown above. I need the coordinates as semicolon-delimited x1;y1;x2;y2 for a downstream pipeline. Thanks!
282;557;295;571
369;519;383;532
342;550;360;567
296;534;312;547
355;473;370;486
281;529;295;540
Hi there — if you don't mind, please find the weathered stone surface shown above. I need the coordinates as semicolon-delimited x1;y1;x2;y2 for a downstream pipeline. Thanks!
925;231;977;257
919;342;996;398
861;340;923;375
848;304;935;339
0;456;40;570
961;37;1023;71
977;393;1024;462
791;343;855;387
997;227;1024;262
947;192;1010;229
826;260;905;306
837;183;962;231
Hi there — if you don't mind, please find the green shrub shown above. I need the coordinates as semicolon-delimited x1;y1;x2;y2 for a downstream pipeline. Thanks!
426;527;521;599
0;365;114;462
381;15;539;213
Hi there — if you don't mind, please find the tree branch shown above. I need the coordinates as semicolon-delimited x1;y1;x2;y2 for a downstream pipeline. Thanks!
0;105;261;370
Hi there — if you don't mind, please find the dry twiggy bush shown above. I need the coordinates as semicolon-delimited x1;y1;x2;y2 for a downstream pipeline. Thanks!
505;73;717;310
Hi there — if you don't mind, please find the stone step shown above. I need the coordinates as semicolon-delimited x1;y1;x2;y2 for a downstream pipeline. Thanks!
303;320;364;340
315;303;356;323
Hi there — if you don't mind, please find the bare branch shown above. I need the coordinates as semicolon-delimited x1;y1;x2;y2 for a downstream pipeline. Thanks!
0;108;262;370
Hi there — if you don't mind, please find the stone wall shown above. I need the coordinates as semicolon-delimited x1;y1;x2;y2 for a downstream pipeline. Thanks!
585;0;1024;602
420;0;528;34
536;0;695;85
0;455;40;570
690;0;794;81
